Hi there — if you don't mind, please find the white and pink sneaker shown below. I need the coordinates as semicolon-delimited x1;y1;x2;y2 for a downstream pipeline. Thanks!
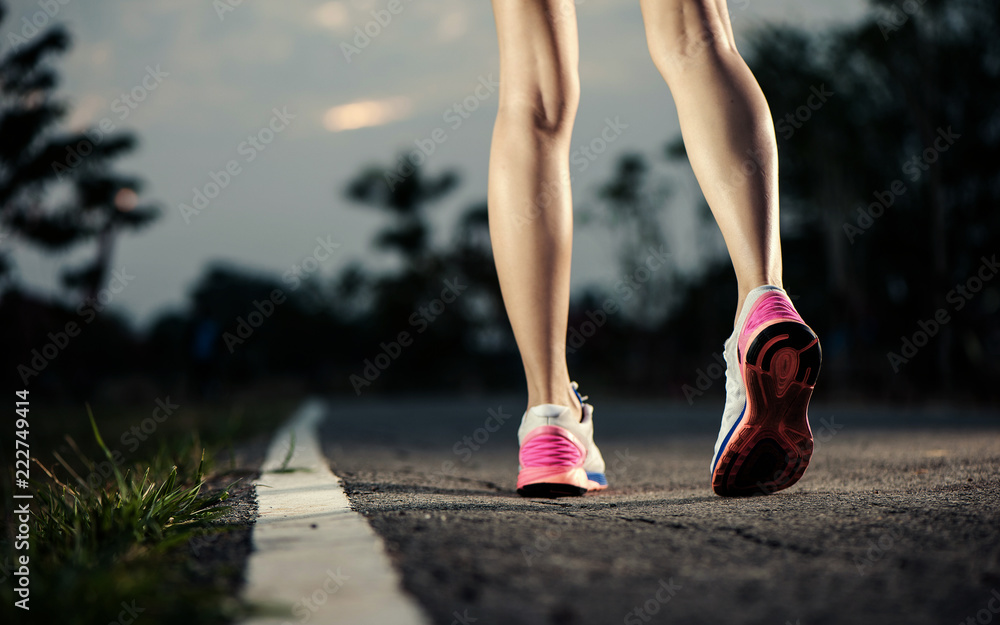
516;382;608;497
711;285;822;496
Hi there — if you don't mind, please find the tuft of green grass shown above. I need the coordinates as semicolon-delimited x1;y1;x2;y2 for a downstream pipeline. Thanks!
280;431;296;471
270;430;314;474
27;404;232;567
0;399;289;625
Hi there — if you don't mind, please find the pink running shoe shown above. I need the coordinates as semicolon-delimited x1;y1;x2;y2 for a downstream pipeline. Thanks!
516;382;607;497
711;285;822;496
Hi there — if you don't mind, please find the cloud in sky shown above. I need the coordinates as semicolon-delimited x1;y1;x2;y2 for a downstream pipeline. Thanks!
313;2;352;33
323;96;413;132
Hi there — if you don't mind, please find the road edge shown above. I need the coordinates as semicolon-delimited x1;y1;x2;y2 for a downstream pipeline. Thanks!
238;397;431;625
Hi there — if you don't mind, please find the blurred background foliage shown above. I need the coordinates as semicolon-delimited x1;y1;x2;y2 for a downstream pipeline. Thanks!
2;0;998;405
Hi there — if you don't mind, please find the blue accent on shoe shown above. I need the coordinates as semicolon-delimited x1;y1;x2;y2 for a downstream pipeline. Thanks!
712;402;746;474
586;472;607;486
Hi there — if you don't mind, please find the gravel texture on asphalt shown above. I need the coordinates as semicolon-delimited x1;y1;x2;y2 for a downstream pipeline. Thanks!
184;435;270;600
184;470;259;597
319;396;1000;625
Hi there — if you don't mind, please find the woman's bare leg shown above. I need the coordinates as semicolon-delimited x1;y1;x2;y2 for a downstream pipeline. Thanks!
488;0;580;414
639;1;823;498
639;0;782;321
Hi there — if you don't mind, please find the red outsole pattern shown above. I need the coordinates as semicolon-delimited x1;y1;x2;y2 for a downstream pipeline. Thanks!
712;321;822;497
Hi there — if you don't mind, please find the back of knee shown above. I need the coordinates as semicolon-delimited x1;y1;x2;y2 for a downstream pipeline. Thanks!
498;80;580;138
645;3;737;77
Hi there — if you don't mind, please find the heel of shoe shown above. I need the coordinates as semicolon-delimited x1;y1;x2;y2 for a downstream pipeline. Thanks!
518;426;584;469
517;426;591;497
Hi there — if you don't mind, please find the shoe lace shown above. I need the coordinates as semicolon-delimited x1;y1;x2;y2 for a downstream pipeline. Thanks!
570;381;592;421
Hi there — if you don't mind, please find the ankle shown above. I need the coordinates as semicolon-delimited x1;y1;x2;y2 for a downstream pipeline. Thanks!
526;387;582;419
734;282;784;326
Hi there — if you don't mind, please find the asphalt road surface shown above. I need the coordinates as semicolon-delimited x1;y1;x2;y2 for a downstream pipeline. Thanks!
318;396;1000;625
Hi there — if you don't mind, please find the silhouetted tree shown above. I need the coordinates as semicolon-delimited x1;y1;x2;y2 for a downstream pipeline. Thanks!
0;2;158;304
344;153;458;269
341;156;460;337
745;0;1000;399
591;152;675;329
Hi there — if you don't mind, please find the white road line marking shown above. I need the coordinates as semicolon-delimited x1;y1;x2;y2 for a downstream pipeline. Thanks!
239;398;431;625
